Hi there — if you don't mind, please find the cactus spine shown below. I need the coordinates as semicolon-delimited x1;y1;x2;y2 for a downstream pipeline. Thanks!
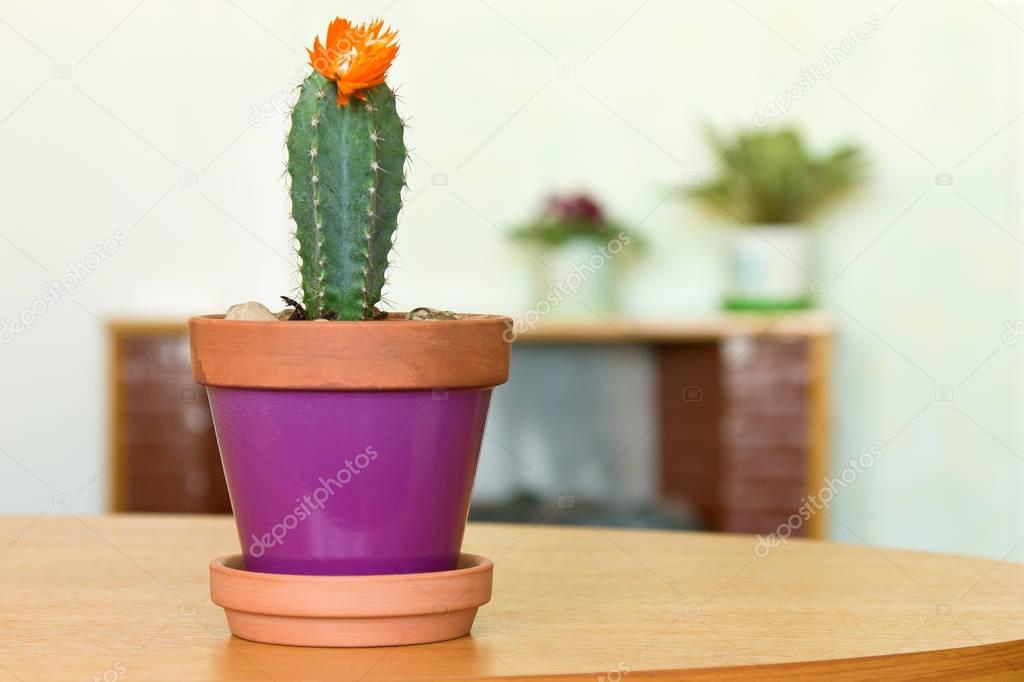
287;73;406;320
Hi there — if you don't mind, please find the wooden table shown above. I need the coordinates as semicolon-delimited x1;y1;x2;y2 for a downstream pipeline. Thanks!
3;516;1023;680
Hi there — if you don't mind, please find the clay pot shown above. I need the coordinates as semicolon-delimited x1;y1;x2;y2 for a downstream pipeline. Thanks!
189;314;510;576
209;553;493;647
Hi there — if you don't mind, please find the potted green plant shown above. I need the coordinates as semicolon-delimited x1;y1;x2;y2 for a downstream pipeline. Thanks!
687;127;865;310
511;193;635;319
189;17;510;580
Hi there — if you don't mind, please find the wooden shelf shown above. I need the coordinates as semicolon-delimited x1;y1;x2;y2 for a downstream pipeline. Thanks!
108;312;833;345
515;311;832;343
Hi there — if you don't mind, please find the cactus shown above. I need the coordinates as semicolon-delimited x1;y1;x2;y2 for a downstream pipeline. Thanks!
286;19;406;320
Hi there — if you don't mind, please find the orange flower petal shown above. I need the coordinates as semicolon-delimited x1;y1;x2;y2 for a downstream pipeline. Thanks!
308;36;334;80
306;17;399;107
325;17;350;51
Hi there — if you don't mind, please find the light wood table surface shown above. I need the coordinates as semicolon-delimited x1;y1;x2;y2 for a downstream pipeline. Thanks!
2;515;1023;681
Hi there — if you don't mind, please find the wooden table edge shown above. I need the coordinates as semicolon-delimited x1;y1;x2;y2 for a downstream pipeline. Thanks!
466;638;1024;680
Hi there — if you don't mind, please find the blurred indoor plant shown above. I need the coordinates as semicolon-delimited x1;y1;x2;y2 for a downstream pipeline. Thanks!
688;127;865;310
512;193;634;318
189;17;510;577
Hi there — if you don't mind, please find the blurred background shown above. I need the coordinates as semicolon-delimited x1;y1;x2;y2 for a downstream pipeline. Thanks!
1;0;1022;559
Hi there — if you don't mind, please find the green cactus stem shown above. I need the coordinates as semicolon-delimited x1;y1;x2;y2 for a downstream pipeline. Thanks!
287;73;406;320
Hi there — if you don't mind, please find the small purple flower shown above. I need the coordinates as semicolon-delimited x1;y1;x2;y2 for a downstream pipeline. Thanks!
545;193;606;225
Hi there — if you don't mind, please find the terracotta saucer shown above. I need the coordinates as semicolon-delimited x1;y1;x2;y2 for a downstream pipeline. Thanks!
209;553;493;647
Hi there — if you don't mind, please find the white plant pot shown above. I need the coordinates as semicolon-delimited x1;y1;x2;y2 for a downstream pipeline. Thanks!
725;224;811;310
532;237;616;318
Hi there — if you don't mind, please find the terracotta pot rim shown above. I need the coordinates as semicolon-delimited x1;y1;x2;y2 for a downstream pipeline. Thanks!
189;312;512;391
210;552;493;618
193;312;508;326
211;552;492;585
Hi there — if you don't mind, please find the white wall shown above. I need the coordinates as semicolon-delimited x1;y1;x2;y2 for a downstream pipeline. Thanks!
1;0;1022;558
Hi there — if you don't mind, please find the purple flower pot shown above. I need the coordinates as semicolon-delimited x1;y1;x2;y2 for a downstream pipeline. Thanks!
189;314;511;577
209;387;491;575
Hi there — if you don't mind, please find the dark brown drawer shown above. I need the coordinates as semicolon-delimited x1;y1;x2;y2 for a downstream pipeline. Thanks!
712;508;810;536
110;326;229;514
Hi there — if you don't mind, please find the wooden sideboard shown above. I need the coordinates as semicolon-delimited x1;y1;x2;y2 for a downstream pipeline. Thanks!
107;313;830;538
108;322;230;514
515;315;831;539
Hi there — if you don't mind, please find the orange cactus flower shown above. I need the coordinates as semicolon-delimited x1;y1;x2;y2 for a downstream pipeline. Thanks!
307;18;399;107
